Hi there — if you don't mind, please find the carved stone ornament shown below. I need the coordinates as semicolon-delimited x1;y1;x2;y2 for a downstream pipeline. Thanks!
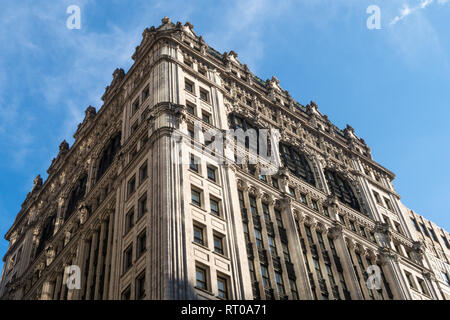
78;205;89;225
328;222;343;239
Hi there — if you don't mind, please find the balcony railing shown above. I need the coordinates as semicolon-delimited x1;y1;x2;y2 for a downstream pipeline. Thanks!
272;256;282;271
264;288;275;300
252;281;260;300
266;221;275;236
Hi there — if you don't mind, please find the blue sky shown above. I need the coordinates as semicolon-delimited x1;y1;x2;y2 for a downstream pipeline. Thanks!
1;0;449;271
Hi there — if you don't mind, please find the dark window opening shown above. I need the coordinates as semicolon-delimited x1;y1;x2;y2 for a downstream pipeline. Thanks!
96;133;121;181
324;169;361;212
279;143;316;187
65;174;88;221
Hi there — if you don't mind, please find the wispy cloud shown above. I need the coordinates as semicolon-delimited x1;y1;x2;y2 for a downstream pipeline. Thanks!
390;0;447;25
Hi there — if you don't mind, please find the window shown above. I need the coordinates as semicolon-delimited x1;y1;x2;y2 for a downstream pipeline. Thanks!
132;99;140;114
185;79;194;93
411;217;420;231
217;276;228;299
288;187;295;197
442;236;450;249
417;278;428;296
394;221;403;234
359;226;366;238
196;266;208;290
193;225;205;246
279;143;316;187
405;271;416;289
384;197;393;211
259;174;267;182
311;200;319;211
349;220;356;232
186;102;195;115
323;206;330;217
121;286;131;300
191;188;202;207
125;208;134;234
243;223;250;243
202;112;211;124
198;68;207;77
300;193;307;204
189;154;199;172
268;236;277;256
290;279;299;299
139;162;148;183
136;229;147;258
272;178;279;189
429;228;438;241
138;194;147;218
262;203;270;221
214;234;224;255
188;127;195;140
275;209;284;227
127;175;136;197
324;169;360;212
135;272;146;300
238;190;245;211
275;272;285;296
373;191;382;205
210;197;220;216
142;86;149;100
131;121;139;134
420;223;430;237
442;272;450;285
254;229;263;249
207;166;217;182
260;265;270;288
199;88;209;102
249;260;256;282
282;243;291;262
123;245;133;272
249;196;258;215
96;133;121;181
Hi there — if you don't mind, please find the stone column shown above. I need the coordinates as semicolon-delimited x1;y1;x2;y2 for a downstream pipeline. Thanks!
94;219;107;299
329;224;364;300
40;279;55;300
53;270;63;300
103;212;114;299
85;229;99;300
282;199;314;300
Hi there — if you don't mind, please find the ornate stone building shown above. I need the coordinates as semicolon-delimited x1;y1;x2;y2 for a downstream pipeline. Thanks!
1;17;449;300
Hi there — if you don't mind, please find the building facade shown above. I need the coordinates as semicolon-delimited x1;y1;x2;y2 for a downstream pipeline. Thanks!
1;17;449;300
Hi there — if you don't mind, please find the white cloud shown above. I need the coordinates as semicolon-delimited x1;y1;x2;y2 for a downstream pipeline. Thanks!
390;0;448;25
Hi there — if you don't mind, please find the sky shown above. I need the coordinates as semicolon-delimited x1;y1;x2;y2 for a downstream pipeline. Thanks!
0;0;449;272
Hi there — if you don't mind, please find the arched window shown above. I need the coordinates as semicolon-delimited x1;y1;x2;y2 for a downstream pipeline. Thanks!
279;143;316;187
324;169;360;212
35;212;56;256
96;132;121;181
65;173;87;221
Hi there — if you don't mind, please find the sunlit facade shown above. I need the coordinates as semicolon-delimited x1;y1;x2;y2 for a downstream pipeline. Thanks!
1;17;448;300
